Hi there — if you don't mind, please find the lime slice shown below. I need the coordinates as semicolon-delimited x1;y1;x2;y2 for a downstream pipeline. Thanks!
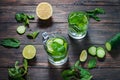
17;25;26;34
79;50;87;62
54;38;64;45
36;2;53;20
22;45;36;59
46;38;54;53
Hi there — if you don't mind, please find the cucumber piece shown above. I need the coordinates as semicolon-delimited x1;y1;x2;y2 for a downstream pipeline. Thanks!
96;47;105;58
105;33;120;51
17;25;26;34
54;38;64;45
88;46;97;56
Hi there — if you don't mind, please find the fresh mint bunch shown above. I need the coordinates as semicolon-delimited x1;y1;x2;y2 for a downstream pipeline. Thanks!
15;13;34;26
8;59;28;80
86;8;105;21
62;61;93;80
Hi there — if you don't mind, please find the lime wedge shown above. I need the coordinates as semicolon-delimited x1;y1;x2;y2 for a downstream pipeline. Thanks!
79;50;87;62
22;45;36;59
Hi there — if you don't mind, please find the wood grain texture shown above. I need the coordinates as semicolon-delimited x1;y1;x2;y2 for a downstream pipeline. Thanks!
0;0;120;80
0;68;120;80
0;5;120;23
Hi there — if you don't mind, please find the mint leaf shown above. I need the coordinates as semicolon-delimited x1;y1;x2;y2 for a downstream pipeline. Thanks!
86;8;105;21
62;70;74;80
27;31;40;39
15;13;35;26
88;58;97;69
62;61;93;80
0;38;20;48
8;59;28;80
27;15;35;20
51;42;65;53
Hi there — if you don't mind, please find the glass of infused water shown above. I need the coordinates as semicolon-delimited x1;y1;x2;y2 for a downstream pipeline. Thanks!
68;12;88;39
42;32;68;66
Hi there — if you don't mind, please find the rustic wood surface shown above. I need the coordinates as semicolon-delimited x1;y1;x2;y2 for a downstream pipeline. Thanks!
0;0;120;80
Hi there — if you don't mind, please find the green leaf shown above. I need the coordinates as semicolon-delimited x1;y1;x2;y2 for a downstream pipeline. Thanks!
27;31;40;39
62;61;93;80
8;59;28;80
27;15;35;20
74;60;80;68
86;8;105;21
15;13;34;26
62;70;74;80
51;42;65;53
88;58;97;69
23;59;28;72
0;38;20;48
24;18;29;26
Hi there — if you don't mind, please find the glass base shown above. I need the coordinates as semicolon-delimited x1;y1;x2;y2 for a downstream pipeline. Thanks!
68;31;87;39
48;56;68;66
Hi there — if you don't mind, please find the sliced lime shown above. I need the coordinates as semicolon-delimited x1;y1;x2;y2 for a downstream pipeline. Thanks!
79;50;87;62
22;45;36;59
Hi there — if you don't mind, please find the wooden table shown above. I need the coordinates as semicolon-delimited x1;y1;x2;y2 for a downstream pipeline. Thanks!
0;0;120;80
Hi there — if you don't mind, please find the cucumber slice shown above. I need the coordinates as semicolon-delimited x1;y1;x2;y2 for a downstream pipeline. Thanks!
105;42;111;51
96;47;105;58
88;46;97;56
54;38;64;45
105;33;120;51
17;25;26;34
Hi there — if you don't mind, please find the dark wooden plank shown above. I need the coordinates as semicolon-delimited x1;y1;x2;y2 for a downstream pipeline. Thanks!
0;0;120;80
0;5;120;23
0;68;120;80
0;23;120;45
0;0;120;6
0;45;120;68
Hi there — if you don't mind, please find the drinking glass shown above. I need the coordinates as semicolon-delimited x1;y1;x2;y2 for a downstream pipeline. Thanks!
68;12;89;39
42;32;68;65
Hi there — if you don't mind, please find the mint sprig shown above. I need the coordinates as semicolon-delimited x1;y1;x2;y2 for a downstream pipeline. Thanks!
15;13;34;26
27;31;40;39
62;61;93;80
86;8;105;21
8;59;28;80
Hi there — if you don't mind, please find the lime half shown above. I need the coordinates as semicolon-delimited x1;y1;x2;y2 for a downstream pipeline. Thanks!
79;50;87;62
22;45;36;59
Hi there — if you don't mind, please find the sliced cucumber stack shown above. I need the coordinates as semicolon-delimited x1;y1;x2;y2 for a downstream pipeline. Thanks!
88;46;106;58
